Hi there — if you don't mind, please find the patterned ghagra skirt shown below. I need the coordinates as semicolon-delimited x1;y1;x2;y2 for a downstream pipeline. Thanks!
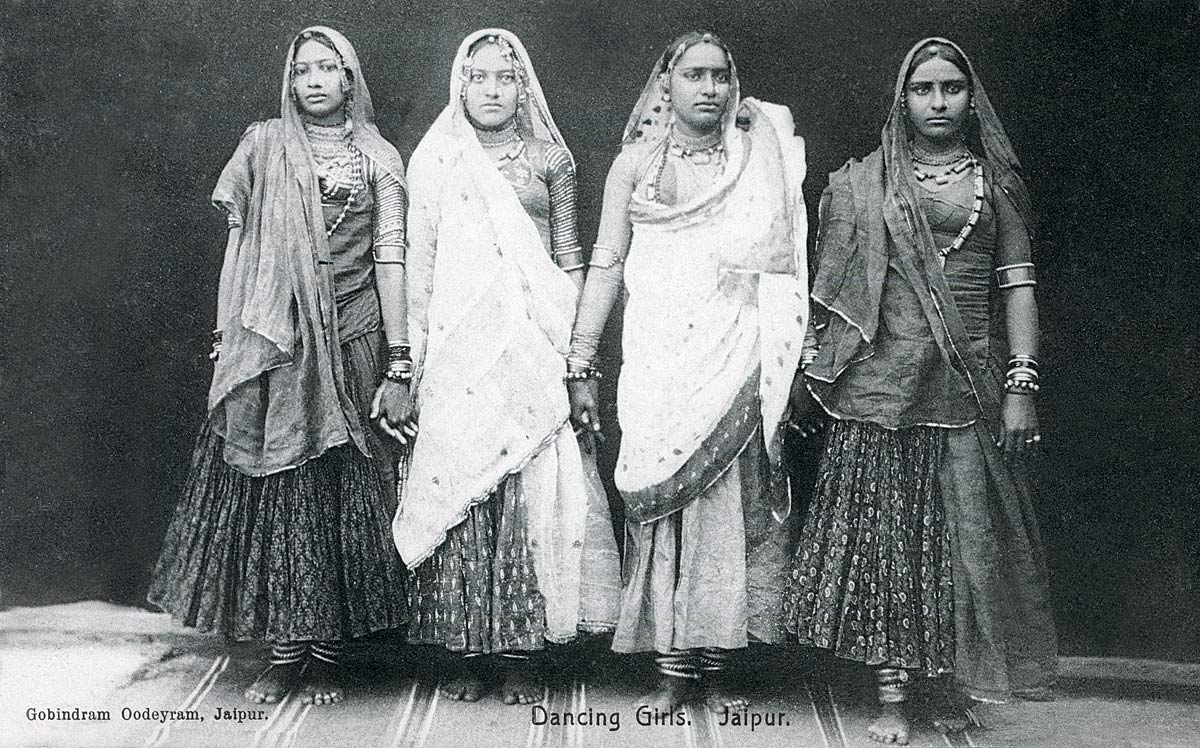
405;475;547;654
783;418;956;674
147;330;408;643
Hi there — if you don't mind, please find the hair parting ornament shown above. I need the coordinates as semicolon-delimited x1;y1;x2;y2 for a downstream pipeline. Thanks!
624;30;731;142
661;31;727;76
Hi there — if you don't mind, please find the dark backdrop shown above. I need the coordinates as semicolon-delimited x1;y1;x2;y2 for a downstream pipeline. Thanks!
2;0;1198;662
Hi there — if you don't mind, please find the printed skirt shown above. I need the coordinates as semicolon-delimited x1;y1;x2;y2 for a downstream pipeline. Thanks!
147;330;408;643
406;433;620;654
783;418;956;674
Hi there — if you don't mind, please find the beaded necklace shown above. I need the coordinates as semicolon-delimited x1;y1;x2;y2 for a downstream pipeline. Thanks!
913;153;984;265
324;143;362;236
475;122;525;163
912;155;971;185
304;121;362;236
651;127;724;203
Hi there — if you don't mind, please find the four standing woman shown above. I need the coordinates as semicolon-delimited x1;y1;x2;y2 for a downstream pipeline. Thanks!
148;24;1056;745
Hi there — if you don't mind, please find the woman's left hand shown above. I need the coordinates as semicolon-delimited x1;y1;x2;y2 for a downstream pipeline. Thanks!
786;370;825;438
370;380;418;445
1000;393;1040;460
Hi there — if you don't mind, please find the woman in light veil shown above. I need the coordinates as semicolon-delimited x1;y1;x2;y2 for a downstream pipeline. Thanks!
567;31;809;713
394;28;620;706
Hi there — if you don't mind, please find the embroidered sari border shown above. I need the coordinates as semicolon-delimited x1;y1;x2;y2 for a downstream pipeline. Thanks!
620;371;761;524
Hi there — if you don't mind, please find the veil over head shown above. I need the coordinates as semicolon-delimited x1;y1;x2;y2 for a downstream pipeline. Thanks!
883;37;1034;240
607;31;810;523
276;26;407;187
803;38;1058;702
397;29;583;578
207;26;404;476
443;29;573;163
621;31;741;152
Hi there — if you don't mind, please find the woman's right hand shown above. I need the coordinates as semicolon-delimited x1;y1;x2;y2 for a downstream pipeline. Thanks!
568;379;602;434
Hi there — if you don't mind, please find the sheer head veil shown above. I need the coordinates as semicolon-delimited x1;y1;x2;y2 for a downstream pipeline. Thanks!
444;28;573;165
280;26;405;183
883;37;1033;238
397;29;588;589
621;31;740;150
207;26;404;475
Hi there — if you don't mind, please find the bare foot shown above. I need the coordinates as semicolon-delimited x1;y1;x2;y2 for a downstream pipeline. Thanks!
704;676;750;715
500;669;544;705
636;676;695;715
300;659;346;706
439;662;485;702
243;662;303;704
440;675;485;702
867;702;910;745
931;702;984;734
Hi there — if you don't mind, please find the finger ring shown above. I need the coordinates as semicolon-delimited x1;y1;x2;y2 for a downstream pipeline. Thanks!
1025;438;1035;444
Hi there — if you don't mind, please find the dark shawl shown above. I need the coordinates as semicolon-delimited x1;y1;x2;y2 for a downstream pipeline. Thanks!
808;38;1057;700
208;26;406;476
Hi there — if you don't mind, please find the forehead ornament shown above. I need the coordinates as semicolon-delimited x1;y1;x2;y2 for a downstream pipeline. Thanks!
459;34;531;103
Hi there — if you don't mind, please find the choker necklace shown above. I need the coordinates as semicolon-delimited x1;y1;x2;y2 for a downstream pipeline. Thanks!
911;143;968;166
304;120;349;141
669;126;723;157
652;128;725;202
474;122;520;147
913;156;974;185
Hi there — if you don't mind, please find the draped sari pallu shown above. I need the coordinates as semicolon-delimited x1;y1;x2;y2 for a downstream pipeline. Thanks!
394;29;603;644
615;100;808;524
209;26;406;477
802;37;1058;701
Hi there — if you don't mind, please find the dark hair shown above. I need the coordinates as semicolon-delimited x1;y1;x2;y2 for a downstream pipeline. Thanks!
467;35;500;57
905;41;972;89
293;30;342;64
657;30;730;74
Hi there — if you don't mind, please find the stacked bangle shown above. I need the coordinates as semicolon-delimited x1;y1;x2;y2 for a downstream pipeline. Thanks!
385;342;414;384
1005;355;1040;395
996;262;1037;290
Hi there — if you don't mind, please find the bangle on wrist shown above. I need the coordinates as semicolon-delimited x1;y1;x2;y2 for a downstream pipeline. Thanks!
384;340;414;384
564;368;602;382
383;369;412;384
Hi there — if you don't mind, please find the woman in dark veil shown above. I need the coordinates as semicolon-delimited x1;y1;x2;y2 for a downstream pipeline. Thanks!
149;27;411;706
785;38;1058;744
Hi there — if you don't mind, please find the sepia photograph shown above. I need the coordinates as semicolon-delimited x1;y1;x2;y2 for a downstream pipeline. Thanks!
1;0;1197;746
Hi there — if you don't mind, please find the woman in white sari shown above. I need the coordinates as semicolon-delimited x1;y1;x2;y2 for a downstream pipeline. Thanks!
567;31;809;713
393;29;620;706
